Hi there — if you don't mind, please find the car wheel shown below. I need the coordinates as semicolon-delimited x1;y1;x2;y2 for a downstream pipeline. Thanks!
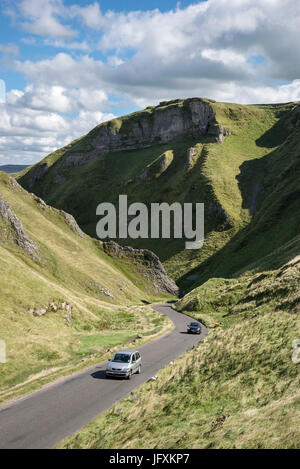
137;365;141;374
127;371;132;380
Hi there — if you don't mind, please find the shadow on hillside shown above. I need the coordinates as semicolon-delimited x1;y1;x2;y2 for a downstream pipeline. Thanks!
255;115;290;148
178;141;300;293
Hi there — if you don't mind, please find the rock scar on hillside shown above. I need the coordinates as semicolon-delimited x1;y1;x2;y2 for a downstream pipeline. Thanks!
103;241;179;296
0;194;38;257
61;211;86;238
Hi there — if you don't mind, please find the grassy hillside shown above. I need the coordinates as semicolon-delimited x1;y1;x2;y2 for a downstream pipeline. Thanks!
18;99;299;289
0;172;174;402
178;108;300;291
59;236;300;449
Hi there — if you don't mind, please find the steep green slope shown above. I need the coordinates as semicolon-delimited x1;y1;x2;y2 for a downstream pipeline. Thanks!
0;172;175;402
60;237;300;449
18;99;298;288
180;106;300;291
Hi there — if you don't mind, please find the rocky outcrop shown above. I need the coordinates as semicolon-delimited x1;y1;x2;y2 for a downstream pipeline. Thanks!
0;194;38;257
33;195;47;207
208;123;231;143
28;163;49;188
103;241;179;296
85;280;115;298
185;146;199;171
61;211;86;238
139;151;173;181
64;98;219;167
29;301;73;326
286;104;300;132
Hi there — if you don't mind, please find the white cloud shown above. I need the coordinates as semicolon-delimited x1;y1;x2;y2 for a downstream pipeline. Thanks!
0;79;6;104
2;0;300;165
18;0;76;38
0;93;115;165
43;39;90;51
7;84;109;113
68;1;103;29
107;55;125;68
12;0;300;103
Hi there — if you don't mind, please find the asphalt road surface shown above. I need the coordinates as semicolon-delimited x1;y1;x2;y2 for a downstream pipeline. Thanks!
0;304;207;449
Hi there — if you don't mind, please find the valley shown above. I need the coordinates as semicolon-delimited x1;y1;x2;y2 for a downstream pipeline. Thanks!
1;97;299;449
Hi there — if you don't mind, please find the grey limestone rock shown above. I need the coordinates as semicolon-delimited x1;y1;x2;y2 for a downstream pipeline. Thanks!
103;241;179;296
0;194;38;257
64;98;219;167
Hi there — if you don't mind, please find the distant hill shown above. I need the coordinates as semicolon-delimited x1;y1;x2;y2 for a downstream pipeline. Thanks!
0;164;29;174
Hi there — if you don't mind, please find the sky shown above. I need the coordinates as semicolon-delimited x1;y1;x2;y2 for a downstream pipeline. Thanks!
0;0;300;165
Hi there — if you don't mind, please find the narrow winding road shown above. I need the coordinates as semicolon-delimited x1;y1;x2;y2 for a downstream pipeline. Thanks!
0;304;207;449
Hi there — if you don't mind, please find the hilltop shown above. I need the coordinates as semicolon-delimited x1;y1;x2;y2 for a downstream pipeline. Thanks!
0;165;29;174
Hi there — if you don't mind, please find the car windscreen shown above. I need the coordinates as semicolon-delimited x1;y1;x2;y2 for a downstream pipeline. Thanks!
113;353;131;363
190;323;199;327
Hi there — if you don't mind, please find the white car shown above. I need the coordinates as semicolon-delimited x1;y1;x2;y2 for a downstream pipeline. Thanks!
106;350;142;379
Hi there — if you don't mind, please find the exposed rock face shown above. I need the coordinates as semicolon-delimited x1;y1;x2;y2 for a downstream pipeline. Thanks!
103;241;179;296
185;146;199;171
0;194;38;256
28;163;49;188
64;98;217;167
286;104;300;131
61;210;86;238
85;280;115;298
208;123;231;143
33;195;47;207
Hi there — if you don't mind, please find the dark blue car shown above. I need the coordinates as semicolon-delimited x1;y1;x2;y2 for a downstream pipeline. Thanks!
187;322;201;334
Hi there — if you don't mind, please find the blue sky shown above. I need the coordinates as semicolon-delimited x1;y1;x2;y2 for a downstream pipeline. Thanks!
0;0;300;165
0;1;202;103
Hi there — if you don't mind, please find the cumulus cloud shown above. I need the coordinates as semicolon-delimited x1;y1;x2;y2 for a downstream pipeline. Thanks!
2;0;300;164
0;90;115;164
7;84;109;113
13;0;300;103
68;1;103;29
15;0;76;38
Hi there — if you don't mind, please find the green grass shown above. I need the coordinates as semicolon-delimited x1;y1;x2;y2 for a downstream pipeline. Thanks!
78;332;135;356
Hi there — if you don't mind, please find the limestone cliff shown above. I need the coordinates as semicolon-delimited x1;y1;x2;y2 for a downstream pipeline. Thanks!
64;98;220;167
103;241;179;296
22;97;227;186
